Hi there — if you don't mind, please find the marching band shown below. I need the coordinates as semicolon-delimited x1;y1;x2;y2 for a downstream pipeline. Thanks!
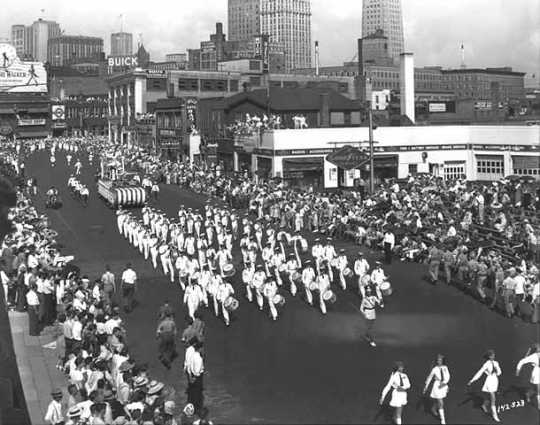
115;202;394;329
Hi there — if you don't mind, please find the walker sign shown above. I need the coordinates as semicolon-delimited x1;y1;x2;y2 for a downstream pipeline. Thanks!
326;145;370;170
0;43;47;93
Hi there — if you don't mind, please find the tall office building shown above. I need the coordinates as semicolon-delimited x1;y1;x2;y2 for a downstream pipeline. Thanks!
31;18;61;62
47;35;104;66
11;25;27;58
361;0;404;64
228;0;261;42
111;32;133;56
228;0;312;72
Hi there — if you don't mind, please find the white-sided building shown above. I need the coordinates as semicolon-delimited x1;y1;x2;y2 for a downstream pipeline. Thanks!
232;125;540;189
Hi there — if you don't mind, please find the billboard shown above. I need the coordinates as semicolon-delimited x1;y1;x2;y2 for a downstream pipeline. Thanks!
107;56;139;68
0;43;47;93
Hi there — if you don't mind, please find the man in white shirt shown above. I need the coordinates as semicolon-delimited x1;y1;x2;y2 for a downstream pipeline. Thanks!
354;253;370;295
44;388;64;425
184;341;205;414
121;263;137;313
383;230;395;264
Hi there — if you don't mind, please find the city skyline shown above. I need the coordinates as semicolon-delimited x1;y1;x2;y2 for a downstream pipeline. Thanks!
1;0;538;85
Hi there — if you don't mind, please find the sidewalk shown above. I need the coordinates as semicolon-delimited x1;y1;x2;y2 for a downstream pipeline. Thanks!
8;311;66;425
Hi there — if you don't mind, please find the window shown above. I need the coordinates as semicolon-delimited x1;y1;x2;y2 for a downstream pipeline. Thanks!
178;78;199;91
249;60;261;71
249;76;261;86
408;164;418;175
147;78;166;91
476;156;504;176
444;161;466;181
229;80;239;92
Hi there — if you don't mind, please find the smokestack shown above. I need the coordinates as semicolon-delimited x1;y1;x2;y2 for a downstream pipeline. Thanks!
315;41;320;76
460;43;466;69
399;52;415;124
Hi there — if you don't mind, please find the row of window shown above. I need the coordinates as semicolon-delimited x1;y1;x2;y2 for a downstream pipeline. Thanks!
477;159;504;175
513;168;539;176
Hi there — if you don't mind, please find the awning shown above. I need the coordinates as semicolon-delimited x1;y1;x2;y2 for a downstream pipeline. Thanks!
283;157;324;172
512;156;540;169
16;130;49;139
373;155;398;168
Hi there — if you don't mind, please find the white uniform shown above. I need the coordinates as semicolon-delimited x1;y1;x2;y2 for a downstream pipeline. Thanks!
184;284;204;319
302;266;316;305
217;282;234;326
469;360;502;393
381;371;411;407
425;365;450;399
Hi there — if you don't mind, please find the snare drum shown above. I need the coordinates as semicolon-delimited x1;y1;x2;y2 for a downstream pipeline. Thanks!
343;267;352;277
224;297;239;312
278;264;287;273
273;294;286;307
223;263;235;277
322;290;337;304
308;282;318;291
291;271;301;282
380;281;392;296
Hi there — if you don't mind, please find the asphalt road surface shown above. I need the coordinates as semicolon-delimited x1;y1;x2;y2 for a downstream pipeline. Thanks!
25;149;538;424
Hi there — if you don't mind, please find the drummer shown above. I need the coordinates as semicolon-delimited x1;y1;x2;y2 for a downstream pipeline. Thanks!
371;262;388;299
217;279;235;326
301;260;316;306
354;252;370;295
317;266;331;315
285;253;299;297
263;278;279;321
336;249;349;291
242;263;255;303
252;265;266;311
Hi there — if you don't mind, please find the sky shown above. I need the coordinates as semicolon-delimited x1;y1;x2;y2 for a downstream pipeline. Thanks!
1;0;539;86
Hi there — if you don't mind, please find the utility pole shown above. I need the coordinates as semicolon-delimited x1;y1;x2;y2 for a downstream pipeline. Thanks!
368;101;375;194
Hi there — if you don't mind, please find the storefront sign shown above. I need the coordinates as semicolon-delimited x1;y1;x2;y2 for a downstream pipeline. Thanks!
52;122;67;129
18;118;47;126
51;105;65;121
326;145;370;170
428;103;447;113
159;129;179;137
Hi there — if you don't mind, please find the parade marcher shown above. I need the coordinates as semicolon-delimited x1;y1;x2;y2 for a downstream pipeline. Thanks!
156;312;177;369
336;248;349;290
301;260;316;306
467;349;502;422
263;278;279;321
317;266;331;315
380;361;411;425
423;354;451;424
354;252;370;295
515;343;540;408
184;280;205;321
359;285;382;347
216;279;234;326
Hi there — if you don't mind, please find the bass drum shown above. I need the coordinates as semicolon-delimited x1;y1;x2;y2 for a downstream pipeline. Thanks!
322;290;337;304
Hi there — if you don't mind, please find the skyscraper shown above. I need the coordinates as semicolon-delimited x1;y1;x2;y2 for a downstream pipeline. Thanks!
111;32;133;56
361;0;404;65
228;0;261;42
228;0;312;72
31;18;61;62
47;35;104;66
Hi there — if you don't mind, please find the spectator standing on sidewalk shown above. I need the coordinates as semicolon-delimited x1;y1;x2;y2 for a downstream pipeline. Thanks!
44;388;64;425
121;263;137;313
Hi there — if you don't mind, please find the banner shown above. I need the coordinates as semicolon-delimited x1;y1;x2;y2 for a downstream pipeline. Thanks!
0;43;47;93
262;35;270;74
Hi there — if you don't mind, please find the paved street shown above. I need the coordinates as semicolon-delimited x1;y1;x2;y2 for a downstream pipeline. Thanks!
21;149;538;424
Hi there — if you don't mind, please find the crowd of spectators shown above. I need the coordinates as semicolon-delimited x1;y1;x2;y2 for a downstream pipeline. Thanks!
0;152;213;425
